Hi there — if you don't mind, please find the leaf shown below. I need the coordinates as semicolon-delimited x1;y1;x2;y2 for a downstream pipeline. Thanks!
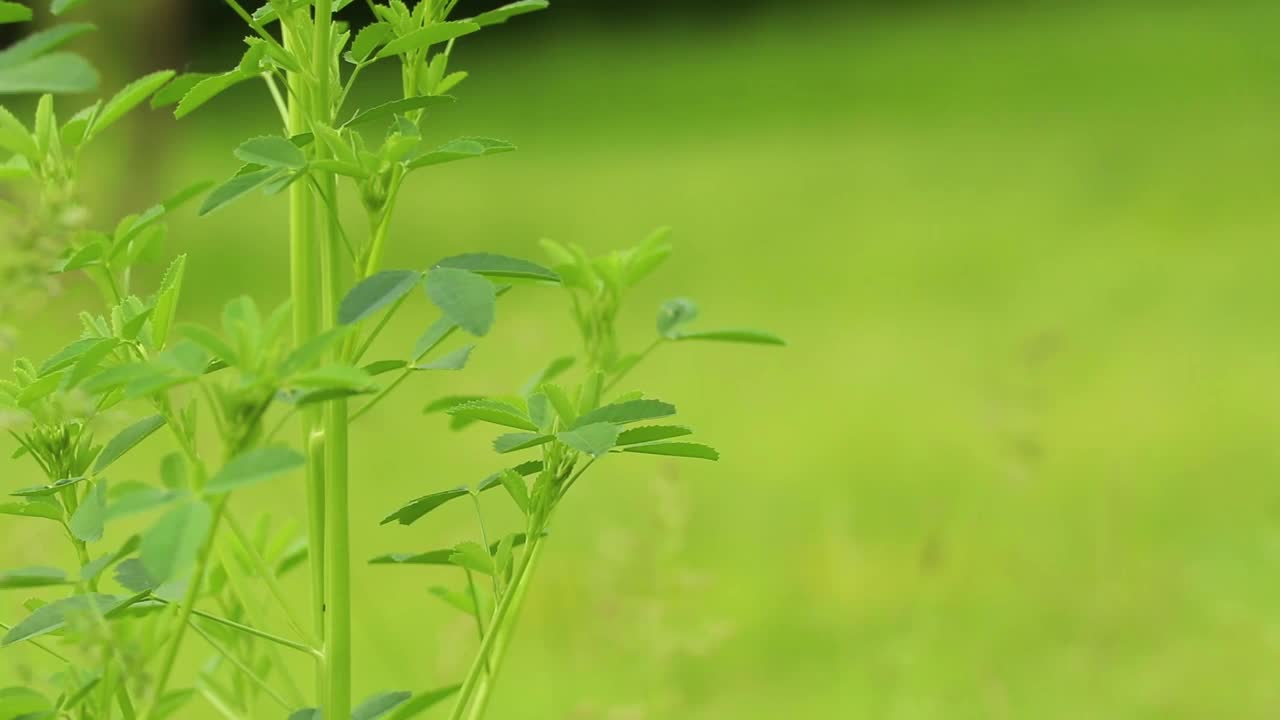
415;345;473;371
205;447;304;495
0;687;51;720
469;0;550;27
427;585;475;615
175;323;237;366
497;468;530;513
151;72;212;108
0;2;31;23
2;593;129;646
0;500;61;522
353;691;412;720
0;51;97;94
39;336;101;375
141;500;211;583
425;268;495;337
234;134;306;169
80;535;140;582
0;566;68;590
342;95;453;129
422;394;482;415
572;399;676;429
175;70;252;118
407;137;516;169
89;70;175;141
673;329;786;346
622;442;720;461
657;297;699;338
347;22;393;64
476;460;543;491
280;326;353;376
377;22;480;59
522;356;574;396
69;480;106;542
557;423;620;458
540;382;578;426
113;557;156;592
151;255;187;349
289;365;375;391
340;270;421;325
51;0;91;14
616;425;693;446
449;541;493;575
94;414;166;473
0;105;36;158
384;685;461;720
448;399;537;431
0;23;95;69
363;359;407;376
11;476;86;498
493;432;552;454
199;166;284;215
433;252;558;282
369;550;453;566
380;487;469;526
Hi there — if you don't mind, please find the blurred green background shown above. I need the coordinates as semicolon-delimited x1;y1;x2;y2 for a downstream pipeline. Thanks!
6;0;1280;717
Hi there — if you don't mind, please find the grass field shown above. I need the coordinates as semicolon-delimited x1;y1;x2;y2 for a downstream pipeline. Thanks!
5;1;1280;717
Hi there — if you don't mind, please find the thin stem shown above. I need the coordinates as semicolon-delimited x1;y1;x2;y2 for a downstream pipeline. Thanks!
189;621;295;712
263;72;291;127
224;511;315;645
469;494;500;601
603;338;665;393
350;368;411;422
352;292;408;364
140;496;229;720
179;606;322;660
447;537;547;720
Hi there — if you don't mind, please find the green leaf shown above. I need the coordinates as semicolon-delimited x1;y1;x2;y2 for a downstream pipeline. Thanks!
0;687;51;720
572;399;675;429
0;105;36;158
199;166;284;215
0;23;95;69
540;382;578;426
0;500;61;522
425;268;495;337
377;22;480;59
522;356;574;396
39;336;100;375
151;254;186;349
347;22;393;64
2;593;129;646
141;499;211;583
235;134;306;170
448;399;537;431
415;345;473;371
174;70;252;119
468;0;550;27
476;460;543;492
175;323;237;365
0;2;32;23
342;95;453;129
94;414;166;473
369;550;453;566
51;0;91;14
673;329;786;346
205;447;304;495
380;487;468;526
622;442;720;461
449;541;493;574
407;137;516;169
80;535;140;582
0;566;68;590
557;422;620;457
433;252;558;282
353;691;412;720
383;685;460;720
0;51;97;94
616;425;693;446
363;359;407;376
89;70;175;141
493;432;553;454
69;479;106;542
150;72;212;108
497;468;530;513
340;270;421;325
657;297;699;338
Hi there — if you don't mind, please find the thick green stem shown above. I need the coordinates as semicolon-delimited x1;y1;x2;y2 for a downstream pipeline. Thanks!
448;537;547;720
284;9;327;701
311;2;354;718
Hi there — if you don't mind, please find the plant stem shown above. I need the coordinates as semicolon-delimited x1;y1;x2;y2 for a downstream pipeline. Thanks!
189;621;295;712
224;511;314;645
311;2;354;718
141;496;229;720
283;9;327;700
448;537;547;720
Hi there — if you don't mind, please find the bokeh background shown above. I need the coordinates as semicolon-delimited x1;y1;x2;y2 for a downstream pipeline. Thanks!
5;0;1280;717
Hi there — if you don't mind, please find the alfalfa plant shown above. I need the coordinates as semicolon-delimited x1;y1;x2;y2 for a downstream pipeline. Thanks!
0;2;783;719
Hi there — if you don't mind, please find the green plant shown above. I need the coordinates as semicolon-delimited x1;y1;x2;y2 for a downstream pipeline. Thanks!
0;2;782;719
